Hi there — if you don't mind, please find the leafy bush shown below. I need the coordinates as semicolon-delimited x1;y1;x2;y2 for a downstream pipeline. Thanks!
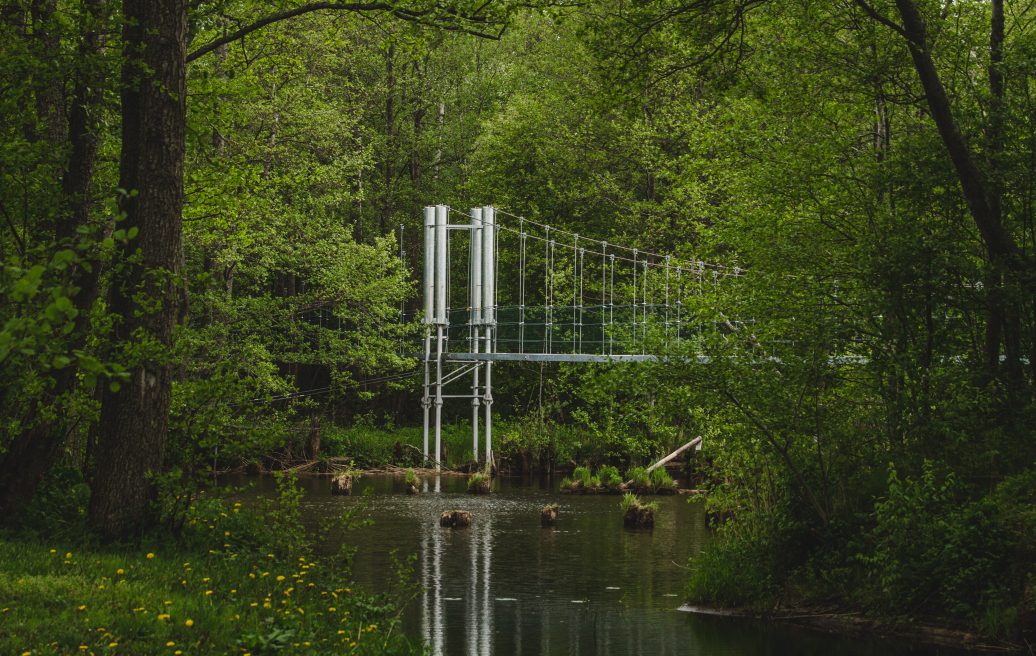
860;464;1036;635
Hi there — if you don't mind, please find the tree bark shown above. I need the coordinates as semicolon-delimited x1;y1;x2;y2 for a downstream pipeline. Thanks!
88;0;187;539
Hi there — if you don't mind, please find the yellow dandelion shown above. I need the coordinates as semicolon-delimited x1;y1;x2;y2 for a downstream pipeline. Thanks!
275;575;285;582
116;568;124;575
77;605;87;611
328;607;336;612
166;642;175;647
65;552;72;559
184;618;194;627
146;552;155;560
157;613;170;621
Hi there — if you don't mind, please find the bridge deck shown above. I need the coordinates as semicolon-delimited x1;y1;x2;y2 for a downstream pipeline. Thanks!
446;352;674;363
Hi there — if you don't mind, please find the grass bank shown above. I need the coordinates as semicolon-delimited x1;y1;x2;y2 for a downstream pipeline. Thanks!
0;477;420;655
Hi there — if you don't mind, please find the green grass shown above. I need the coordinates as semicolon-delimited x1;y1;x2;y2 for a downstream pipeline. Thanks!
650;467;675;490
322;423;473;468
620;492;657;512
626;466;652;490
0;536;417;656
572;466;592;488
597;465;623;489
404;468;419;487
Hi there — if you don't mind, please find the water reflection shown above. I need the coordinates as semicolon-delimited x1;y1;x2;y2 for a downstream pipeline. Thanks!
235;473;970;656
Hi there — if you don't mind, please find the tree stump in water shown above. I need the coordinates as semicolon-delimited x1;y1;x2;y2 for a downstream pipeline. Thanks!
406;483;419;495
440;510;472;528
331;473;352;495
541;503;559;527
623;505;654;528
467;472;491;494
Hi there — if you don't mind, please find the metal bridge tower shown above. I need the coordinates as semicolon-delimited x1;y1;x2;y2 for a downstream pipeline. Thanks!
422;206;496;470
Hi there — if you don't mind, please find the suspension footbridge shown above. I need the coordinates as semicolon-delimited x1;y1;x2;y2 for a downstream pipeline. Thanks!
419;205;742;470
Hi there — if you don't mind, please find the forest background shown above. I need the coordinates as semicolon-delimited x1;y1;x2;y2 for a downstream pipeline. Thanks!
1;0;1034;649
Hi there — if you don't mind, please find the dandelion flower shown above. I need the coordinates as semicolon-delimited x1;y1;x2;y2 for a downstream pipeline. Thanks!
184;619;194;627
146;553;155;559
166;642;175;647
116;568;124;575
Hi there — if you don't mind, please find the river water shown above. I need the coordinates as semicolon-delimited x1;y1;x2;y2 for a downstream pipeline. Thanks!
257;474;964;655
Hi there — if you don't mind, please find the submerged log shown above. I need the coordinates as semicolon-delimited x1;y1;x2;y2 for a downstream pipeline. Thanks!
407;483;419;495
440;510;473;528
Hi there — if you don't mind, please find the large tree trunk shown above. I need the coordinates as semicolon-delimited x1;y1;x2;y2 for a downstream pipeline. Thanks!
88;0;187;539
0;0;108;522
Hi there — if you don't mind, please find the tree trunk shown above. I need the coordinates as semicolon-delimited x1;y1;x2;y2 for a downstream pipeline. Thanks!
88;0;187;539
891;0;1027;388
381;43;395;237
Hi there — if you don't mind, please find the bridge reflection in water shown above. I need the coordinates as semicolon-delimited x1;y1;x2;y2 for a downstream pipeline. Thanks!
269;474;936;656
409;474;706;656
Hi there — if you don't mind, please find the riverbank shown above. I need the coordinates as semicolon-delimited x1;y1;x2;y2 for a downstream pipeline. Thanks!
0;476;421;656
679;605;1026;654
0;536;418;655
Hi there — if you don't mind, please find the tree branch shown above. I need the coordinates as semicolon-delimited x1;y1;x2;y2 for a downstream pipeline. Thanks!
853;0;910;41
187;1;502;63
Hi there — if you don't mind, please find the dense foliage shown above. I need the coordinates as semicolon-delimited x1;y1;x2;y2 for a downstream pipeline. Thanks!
1;0;1034;646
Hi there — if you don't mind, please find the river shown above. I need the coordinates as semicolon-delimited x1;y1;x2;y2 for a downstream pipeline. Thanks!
248;473;967;655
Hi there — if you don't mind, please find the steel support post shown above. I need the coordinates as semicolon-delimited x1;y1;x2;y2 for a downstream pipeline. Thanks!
482;206;496;467
434;205;448;470
469;207;483;464
422;206;435;463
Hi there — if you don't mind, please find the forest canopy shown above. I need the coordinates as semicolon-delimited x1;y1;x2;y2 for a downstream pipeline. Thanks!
0;0;1034;644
